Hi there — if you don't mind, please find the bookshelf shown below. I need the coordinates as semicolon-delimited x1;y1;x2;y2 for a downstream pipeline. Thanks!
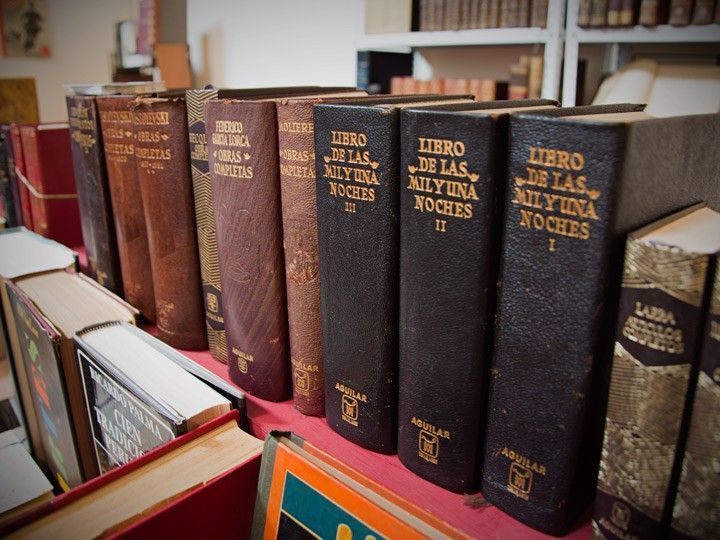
356;0;566;101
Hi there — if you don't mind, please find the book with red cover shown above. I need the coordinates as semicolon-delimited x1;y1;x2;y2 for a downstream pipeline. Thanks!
9;125;33;230
18;124;82;247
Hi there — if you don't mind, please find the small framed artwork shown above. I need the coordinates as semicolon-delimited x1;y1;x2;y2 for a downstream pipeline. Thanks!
0;0;51;57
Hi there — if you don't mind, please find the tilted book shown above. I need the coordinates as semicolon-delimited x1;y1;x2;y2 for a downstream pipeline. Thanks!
66;95;123;295
398;100;556;492
593;205;720;540
482;106;720;535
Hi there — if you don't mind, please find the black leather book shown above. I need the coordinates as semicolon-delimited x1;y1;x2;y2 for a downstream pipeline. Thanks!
66;95;123;295
482;106;720;536
314;95;472;454
398;100;556;492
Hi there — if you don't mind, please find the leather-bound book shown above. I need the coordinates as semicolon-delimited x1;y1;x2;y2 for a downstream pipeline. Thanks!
668;0;692;24
444;0;462;29
500;0;520;26
593;205;720;540
131;96;206;350
715;0;720;22
509;63;529;99
96;95;156;321
530;0;549;26
518;0;531;25
607;0;623;24
670;261;720;540
691;0;715;23
398;100;557;492
639;0;661;25
18;124;83;247
0;128;18;227
1;125;22;227
314;94;473;453
488;0;501;26
619;0;638;24
578;0;594;26
590;0;609;25
482;106;720;536
10;125;33;230
478;0;491;27
66;95;122;294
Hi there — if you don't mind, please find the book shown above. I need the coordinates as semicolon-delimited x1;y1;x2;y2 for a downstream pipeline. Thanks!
592;60;657;107
4;412;262;539
527;55;544;99
0;228;77;470
398;100;556;493
131;95;207;350
500;0;519;26
0;431;52;528
10;125;33;230
95;95;156;321
74;321;232;473
18;124;83;247
0;126;22;227
691;0;716;23
607;0;624;24
66;95;123;295
488;0;501;26
444;0;462;29
593;205;720;539
670;261;720;539
518;0;531;25
509;63;529;99
590;0;609;25
0;127;19;227
482;106;720;536
6;270;137;489
619;0;638;24
639;0;661;25
668;0;693;24
645;65;720;118
251;432;464;539
578;0;594;27
313;95;473;453
531;0;549;26
0;79;39;124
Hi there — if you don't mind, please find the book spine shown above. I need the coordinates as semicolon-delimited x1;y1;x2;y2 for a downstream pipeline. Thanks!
398;110;502;492
518;0;531;25
593;239;713;539
509;63;529;99
500;0;519;26
66;95;123;295
478;0;491;27
670;268;720;539
619;0;637;24
276;100;325;416
527;55;544;99
96;96;156;322
715;0;720;22
314;104;400;453
206;100;290;402
607;0;624;24
691;0;715;23
590;0;609;25
482;115;630;535
10;125;33;230
0;132;16;227
132;97;207;350
488;0;501;26
432;0;445;30
419;0;431;30
668;0;693;24
444;0;462;29
1;126;23;227
639;0;660;24
530;0;549;26
578;0;594;26
186;89;228;363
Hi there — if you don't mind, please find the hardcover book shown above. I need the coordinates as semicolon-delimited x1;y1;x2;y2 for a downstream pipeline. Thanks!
6;270;137;488
131;95;207;350
0;127;18;227
66;95;123;295
313;95;473;453
74;321;232;473
670;261;720;539
95;95;156;321
398;100;556;493
593;205;720;540
0;125;22;227
482;106;720;535
18;124;83;247
10;125;33;231
251;432;464;539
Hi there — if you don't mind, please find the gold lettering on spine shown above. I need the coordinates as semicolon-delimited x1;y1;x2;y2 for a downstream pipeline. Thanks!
133;107;172;175
69;102;97;153
510;146;601;251
210;119;253;179
100;106;134;164
321;130;379;211
621;301;685;354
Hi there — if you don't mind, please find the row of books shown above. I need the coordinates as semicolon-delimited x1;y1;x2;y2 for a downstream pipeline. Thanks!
48;78;719;535
418;0;549;30
578;0;720;27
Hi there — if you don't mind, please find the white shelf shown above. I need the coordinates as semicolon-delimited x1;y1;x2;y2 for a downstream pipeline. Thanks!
356;27;550;50
572;24;720;44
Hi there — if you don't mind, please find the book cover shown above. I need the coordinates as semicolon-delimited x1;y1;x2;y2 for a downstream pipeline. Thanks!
668;0;693;24
0;127;19;227
66;95;123;295
131;96;207;350
0;125;22;227
9;125;33;230
482;106;720;535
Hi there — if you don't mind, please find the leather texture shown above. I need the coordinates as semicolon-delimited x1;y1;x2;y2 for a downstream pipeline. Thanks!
132;97;206;350
397;105;524;492
482;106;720;536
96;95;156;322
19;124;83;247
206;99;291;402
66;95;123;295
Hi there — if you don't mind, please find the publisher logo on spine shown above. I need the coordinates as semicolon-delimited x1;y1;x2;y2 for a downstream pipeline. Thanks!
508;463;533;499
418;430;439;463
294;369;310;396
341;395;358;425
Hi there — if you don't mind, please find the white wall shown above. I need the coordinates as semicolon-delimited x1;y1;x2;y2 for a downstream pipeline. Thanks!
187;0;364;88
0;0;135;122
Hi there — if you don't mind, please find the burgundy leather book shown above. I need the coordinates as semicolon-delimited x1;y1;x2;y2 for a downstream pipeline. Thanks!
18;124;83;247
10;124;33;230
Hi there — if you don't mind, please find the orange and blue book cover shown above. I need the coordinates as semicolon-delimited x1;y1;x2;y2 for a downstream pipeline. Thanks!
252;432;466;539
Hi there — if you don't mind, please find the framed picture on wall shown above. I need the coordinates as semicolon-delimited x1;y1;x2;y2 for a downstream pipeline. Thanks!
0;0;51;57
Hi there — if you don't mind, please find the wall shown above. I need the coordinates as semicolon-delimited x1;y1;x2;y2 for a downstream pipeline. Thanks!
187;0;364;88
0;0;135;122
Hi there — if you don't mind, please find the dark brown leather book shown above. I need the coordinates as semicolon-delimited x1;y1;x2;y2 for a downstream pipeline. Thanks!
482;106;720;536
488;0;501;25
639;0;661;24
314;95;473;453
691;0;715;23
670;260;720;540
668;0;693;23
96;95;156;321
66;95;123;295
530;0;549;26
518;0;531;25
607;0;623;24
398;100;557;493
500;0;520;26
593;205;720;540
590;0;609;25
578;0;594;25
715;0;720;22
619;0;638;24
131;96;206;350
